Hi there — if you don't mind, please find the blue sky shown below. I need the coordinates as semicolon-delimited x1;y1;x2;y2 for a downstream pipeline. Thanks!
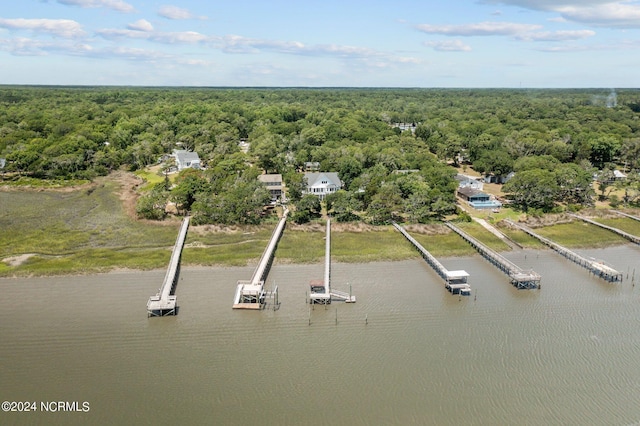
1;0;639;87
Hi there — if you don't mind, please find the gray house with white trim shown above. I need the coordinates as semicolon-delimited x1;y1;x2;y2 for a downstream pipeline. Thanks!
172;149;201;171
303;172;342;200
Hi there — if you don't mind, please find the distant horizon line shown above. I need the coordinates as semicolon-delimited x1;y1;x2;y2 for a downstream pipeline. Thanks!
0;84;637;90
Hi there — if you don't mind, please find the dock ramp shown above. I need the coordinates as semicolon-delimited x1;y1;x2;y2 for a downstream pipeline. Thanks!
233;209;287;309
393;222;471;295
505;219;622;283
446;222;541;289
309;219;356;304
147;216;190;317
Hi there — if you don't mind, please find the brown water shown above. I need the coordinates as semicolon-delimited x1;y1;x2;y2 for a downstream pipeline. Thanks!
1;245;640;425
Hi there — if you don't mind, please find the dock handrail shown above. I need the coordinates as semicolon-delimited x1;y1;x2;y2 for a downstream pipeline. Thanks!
570;214;640;246
392;222;448;281
446;221;540;289
147;216;190;316
324;218;331;295
250;208;288;285
233;208;288;309
505;219;622;283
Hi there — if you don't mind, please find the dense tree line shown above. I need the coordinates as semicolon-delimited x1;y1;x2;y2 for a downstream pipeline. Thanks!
2;86;640;222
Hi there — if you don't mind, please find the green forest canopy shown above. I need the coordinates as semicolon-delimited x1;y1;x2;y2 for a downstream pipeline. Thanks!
1;86;640;222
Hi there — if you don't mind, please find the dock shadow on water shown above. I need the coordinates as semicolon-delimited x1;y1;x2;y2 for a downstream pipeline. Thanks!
1;246;640;425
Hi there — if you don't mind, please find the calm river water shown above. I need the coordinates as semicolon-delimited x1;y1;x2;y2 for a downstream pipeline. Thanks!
1;245;640;425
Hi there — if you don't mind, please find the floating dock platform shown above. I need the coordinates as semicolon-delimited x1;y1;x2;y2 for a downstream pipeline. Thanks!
505;219;623;283
392;222;471;295
233;209;287;309
147;216;190;317
570;214;640;246
309;219;356;304
446;222;541;289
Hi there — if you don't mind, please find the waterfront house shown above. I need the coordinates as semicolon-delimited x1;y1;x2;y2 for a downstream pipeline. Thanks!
457;187;502;209
172;149;201;171
304;172;342;200
258;174;283;202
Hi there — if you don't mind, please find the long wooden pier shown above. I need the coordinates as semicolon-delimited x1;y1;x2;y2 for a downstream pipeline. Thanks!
570;214;640;246
446;222;541;289
505;219;623;282
613;210;640;222
392;222;470;294
147;216;190;317
309;219;356;304
232;209;288;309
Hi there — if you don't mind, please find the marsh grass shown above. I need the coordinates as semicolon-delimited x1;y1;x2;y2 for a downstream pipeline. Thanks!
533;221;627;248
1;178;634;278
594;217;640;237
0;175;90;188
456;222;512;252
495;226;546;249
411;232;477;257
332;227;420;263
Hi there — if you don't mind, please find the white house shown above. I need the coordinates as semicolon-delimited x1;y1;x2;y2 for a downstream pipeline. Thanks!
172;149;201;171
304;172;342;200
455;174;484;191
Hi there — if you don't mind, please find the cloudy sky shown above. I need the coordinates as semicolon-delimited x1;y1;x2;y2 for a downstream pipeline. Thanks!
1;0;639;87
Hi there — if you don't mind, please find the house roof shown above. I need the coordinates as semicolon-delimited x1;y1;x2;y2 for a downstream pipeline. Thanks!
258;174;282;184
455;173;482;182
172;149;200;163
304;172;341;187
457;187;488;198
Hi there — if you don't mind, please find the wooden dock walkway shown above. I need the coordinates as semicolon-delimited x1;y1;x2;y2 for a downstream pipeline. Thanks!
147;216;190;317
505;219;623;283
309;219;355;304
570;214;640;246
392;222;470;294
613;210;640;222
446;222;541;289
233;209;288;309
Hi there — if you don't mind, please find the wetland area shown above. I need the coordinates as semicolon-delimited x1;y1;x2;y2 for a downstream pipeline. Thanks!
2;177;640;425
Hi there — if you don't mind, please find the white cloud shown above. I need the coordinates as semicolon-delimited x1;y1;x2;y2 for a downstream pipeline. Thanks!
98;27;208;44
424;40;472;51
516;30;596;41
0;18;85;38
57;0;134;13
97;28;151;40
127;19;153;32
0;36;93;56
158;5;204;20
482;1;640;28
556;2;640;27
152;31;208;44
416;21;541;36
